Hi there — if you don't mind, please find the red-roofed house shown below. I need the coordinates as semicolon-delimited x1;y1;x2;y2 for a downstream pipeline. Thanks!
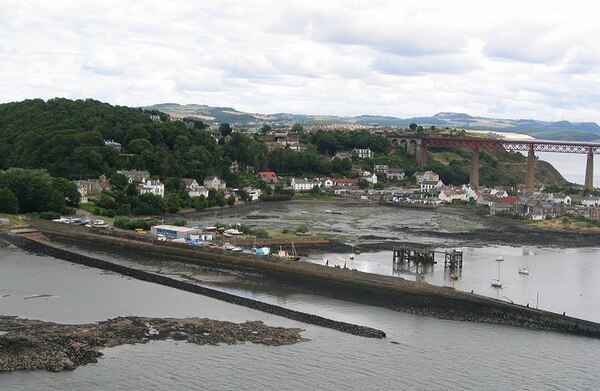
322;177;360;188
257;171;278;182
490;196;518;215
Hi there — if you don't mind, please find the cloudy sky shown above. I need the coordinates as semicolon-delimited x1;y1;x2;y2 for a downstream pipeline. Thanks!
2;0;600;120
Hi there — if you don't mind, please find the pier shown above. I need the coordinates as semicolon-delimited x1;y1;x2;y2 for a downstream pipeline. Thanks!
14;219;600;339
444;249;463;270
392;244;435;274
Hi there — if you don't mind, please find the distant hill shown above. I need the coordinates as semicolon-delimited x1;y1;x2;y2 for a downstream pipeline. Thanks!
145;104;600;141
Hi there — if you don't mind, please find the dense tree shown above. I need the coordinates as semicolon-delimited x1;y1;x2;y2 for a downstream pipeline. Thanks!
291;123;304;133
0;169;76;213
219;123;232;137
0;188;19;213
109;173;128;191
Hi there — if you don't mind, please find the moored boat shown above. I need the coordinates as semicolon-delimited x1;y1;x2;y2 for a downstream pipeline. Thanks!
91;220;108;228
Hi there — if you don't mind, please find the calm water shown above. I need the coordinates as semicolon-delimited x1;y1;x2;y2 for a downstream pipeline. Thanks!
2;200;600;389
536;152;600;186
1;244;600;390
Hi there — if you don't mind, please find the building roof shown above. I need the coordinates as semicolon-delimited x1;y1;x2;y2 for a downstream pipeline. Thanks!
330;178;359;184
257;171;278;180
498;196;518;204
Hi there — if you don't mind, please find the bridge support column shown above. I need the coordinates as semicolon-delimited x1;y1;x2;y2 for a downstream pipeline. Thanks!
416;145;428;166
526;147;536;190
469;150;479;188
585;150;594;190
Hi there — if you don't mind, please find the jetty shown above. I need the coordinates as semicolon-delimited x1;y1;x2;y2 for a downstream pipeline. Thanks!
6;219;600;338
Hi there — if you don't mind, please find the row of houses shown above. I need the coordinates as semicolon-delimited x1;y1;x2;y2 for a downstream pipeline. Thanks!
74;170;229;201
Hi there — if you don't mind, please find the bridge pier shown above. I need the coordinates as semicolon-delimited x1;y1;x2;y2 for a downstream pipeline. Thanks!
416;145;428;166
470;150;479;188
526;147;536;190
585;150;594;190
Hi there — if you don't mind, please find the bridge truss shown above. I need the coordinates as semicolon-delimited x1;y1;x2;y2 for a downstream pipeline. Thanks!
422;137;600;154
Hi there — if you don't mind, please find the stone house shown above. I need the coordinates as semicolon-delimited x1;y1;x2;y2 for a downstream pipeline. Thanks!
203;176;226;190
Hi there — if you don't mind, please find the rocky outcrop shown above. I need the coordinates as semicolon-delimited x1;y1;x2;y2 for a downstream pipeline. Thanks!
0;316;305;372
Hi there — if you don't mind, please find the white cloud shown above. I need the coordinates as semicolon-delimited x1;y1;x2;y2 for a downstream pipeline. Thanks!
2;0;600;121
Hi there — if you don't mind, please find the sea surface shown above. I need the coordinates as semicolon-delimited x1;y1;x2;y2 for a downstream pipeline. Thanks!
535;151;599;186
1;243;600;390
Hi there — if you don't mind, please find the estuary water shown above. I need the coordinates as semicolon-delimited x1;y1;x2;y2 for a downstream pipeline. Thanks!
1;244;600;390
535;152;599;186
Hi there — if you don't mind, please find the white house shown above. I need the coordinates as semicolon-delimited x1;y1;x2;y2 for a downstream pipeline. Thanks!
421;179;444;193
118;170;150;184
331;152;351;160
414;170;439;184
439;189;470;203
322;177;361;188
104;140;122;151
489;188;509;198
246;188;262;201
352;148;374;159
374;165;389;173
581;196;600;207
360;172;378;184
183;178;209;198
386;168;405;180
204;176;226;190
138;179;165;198
291;178;322;191
551;194;572;206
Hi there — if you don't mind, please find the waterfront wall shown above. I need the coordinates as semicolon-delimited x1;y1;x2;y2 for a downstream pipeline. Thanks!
1;232;386;339
18;219;600;338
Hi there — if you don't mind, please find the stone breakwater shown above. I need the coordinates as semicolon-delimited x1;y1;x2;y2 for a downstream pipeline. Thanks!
20;220;600;338
0;316;304;372
1;233;386;339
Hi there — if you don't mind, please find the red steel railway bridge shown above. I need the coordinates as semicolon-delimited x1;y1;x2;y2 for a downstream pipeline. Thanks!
389;135;600;190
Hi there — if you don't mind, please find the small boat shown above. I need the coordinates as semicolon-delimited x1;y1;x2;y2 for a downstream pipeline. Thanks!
519;250;530;275
518;267;529;275
270;243;300;261
301;211;308;214
491;256;504;288
91;220;108;228
325;210;332;213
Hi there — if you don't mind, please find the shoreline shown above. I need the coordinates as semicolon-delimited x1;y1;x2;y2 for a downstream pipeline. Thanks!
178;199;600;249
10;220;600;338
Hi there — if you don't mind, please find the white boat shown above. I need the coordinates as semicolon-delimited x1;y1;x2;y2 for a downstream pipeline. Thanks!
491;256;504;288
519;249;530;275
91;220;108;228
518;267;529;275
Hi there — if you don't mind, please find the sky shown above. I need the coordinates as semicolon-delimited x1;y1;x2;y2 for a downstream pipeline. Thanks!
2;0;600;121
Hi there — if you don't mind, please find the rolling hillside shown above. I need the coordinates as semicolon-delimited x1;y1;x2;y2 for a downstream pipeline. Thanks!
146;104;600;141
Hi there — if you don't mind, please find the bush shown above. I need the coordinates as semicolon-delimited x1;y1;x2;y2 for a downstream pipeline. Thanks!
39;211;61;220
114;216;156;230
295;224;309;234
171;218;187;227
